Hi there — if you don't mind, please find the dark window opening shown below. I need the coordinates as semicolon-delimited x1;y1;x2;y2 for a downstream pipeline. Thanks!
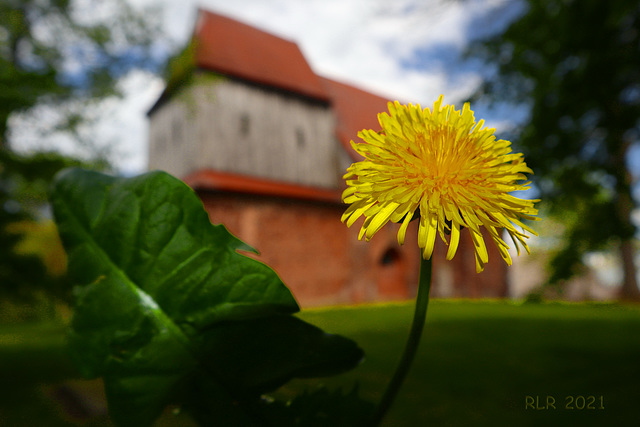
295;128;305;148
380;248;401;266
240;114;250;136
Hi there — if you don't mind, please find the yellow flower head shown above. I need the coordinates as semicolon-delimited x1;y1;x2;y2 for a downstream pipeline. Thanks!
342;95;539;272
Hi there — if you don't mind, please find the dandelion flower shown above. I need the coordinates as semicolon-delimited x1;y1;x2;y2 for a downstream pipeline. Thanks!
341;95;539;272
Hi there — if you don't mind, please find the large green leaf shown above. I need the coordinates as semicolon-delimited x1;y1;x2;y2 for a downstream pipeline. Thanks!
53;168;299;328
51;168;364;426
197;315;366;395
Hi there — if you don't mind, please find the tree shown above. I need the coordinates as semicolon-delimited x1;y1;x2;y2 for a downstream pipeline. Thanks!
0;150;81;314
471;0;640;300
0;0;162;147
0;0;164;314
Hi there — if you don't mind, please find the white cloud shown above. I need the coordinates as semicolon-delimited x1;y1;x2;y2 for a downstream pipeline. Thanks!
9;70;164;175
97;71;166;174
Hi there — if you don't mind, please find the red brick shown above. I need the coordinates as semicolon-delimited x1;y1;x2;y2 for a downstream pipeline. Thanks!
199;190;508;308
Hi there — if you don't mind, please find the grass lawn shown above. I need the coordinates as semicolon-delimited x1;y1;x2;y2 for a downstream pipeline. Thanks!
2;300;640;426
290;300;640;427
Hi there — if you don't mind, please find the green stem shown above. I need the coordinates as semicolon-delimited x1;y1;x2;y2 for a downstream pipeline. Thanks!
371;256;433;426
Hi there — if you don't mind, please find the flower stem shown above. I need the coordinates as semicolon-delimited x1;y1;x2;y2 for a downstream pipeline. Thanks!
371;256;433;426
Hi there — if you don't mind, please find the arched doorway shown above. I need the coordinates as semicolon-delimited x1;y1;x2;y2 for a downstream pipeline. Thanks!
376;247;409;299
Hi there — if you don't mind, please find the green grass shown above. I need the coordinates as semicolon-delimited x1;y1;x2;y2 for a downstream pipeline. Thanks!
0;321;82;426
289;300;640;426
2;300;640;426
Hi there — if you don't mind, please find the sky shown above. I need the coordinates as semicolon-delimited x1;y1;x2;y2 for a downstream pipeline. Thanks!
10;0;525;175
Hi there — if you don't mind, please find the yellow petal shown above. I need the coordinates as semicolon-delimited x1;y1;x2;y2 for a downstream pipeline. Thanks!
421;213;437;260
365;202;400;240
340;95;538;273
446;224;460;260
470;229;489;265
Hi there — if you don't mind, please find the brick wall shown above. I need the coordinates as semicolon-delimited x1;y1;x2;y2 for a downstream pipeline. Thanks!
199;191;508;307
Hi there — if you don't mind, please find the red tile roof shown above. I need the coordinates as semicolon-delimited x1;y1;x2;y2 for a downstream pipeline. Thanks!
191;9;393;160
319;77;391;159
167;9;399;202
193;9;329;101
183;169;343;204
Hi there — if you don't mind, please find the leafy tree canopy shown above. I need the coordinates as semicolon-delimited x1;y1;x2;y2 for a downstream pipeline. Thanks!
0;0;163;144
470;0;640;298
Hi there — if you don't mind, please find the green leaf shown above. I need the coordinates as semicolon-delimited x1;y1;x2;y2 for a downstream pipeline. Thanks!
51;168;363;426
68;273;199;425
197;315;364;395
52;168;299;328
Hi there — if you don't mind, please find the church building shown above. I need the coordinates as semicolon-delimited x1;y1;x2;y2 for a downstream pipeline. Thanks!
147;9;509;306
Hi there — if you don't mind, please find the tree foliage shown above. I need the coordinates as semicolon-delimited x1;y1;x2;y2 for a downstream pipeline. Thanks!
0;150;80;311
0;0;161;143
471;0;640;297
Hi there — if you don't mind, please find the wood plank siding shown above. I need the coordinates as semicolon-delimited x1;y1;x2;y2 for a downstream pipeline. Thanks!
149;74;346;189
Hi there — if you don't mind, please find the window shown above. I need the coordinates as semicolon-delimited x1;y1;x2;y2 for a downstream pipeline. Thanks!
295;128;305;148
380;248;401;266
239;113;250;136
